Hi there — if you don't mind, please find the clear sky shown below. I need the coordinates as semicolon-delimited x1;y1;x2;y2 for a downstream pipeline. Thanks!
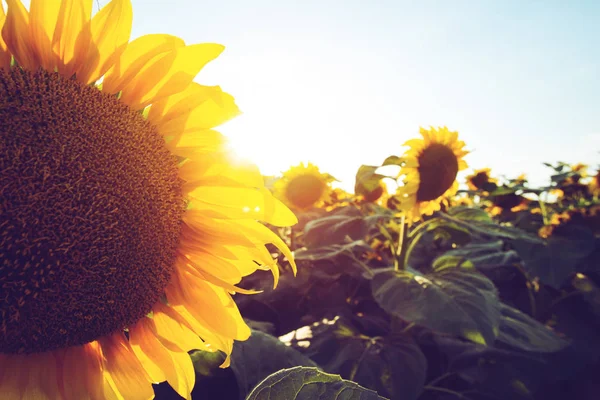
127;0;599;190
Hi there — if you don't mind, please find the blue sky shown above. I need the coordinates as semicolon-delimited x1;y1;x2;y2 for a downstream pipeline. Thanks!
127;0;600;190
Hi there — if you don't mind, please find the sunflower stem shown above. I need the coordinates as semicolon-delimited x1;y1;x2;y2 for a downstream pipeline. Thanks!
538;192;550;225
394;214;406;271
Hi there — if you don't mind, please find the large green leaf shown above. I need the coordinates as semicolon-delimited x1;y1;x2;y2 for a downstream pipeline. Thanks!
246;367;387;400
283;318;426;400
496;303;569;353
303;214;367;247
230;330;318;399
371;269;501;345
511;225;596;288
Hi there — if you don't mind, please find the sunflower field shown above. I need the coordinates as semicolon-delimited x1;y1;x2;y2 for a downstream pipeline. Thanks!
1;1;599;400
160;132;600;400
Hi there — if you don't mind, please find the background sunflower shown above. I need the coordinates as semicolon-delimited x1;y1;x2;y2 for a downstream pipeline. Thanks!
391;126;469;222
273;162;335;211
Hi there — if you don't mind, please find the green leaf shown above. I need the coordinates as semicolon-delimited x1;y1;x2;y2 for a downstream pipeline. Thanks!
382;155;404;166
432;255;475;271
371;269;501;345
447;206;493;223
496;303;569;353
231;330;318;399
303;214;367;247
355;165;386;195
284;318;426;400
246;367;388;400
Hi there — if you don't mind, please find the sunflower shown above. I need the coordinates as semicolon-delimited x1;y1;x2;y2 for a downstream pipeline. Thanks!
466;168;497;191
0;1;297;399
274;162;334;211
393;126;468;222
357;180;389;204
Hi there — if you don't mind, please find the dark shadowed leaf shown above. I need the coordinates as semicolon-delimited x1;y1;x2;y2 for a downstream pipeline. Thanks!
426;334;550;399
496;303;569;353
511;225;596;288
371;269;501;345
246;367;388;400
437;241;522;270
303;214;367;247
231;330;318;399
293;240;372;261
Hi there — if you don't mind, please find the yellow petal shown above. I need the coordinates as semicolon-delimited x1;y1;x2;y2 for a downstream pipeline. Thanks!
178;251;243;284
168;303;235;366
180;255;260;295
0;4;11;70
154;87;240;136
99;332;154;400
167;267;251;340
129;318;170;383
53;0;93;78
169;350;195;400
2;0;37;70
127;316;197;400
61;342;106;400
102;33;185;95
77;0;133;84
29;0;60;71
188;186;297;226
168;129;229;157
148;83;231;132
0;352;60;400
179;152;265;191
119;43;224;109
151;303;208;353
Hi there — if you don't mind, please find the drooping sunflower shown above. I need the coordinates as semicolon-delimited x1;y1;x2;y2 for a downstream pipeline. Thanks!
590;170;600;196
0;1;297;399
393;126;468;222
466;168;498;191
357;180;389;204
273;162;335;211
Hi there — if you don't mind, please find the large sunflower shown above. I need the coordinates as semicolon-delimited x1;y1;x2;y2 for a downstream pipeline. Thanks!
0;1;297;399
274;162;334;211
393;126;468;222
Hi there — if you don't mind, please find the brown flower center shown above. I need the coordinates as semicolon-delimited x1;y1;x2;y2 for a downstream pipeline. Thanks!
285;174;326;209
415;143;459;202
0;68;185;354
469;172;490;190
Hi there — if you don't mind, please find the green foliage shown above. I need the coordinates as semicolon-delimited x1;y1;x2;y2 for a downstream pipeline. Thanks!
246;367;388;400
231;330;319;399
157;161;600;400
371;268;501;345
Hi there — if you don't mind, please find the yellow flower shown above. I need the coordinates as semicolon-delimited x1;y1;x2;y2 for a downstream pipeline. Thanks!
393;126;469;222
466;168;497;191
274;162;334;211
0;1;297;399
